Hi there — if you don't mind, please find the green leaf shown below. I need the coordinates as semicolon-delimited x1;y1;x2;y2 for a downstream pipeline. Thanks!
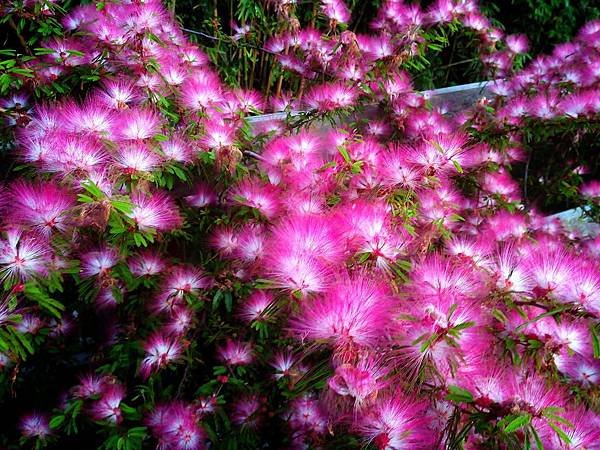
338;145;351;164
504;414;531;433
81;179;105;200
530;425;544;450
591;324;600;359
446;385;474;403
49;415;65;429
547;422;571;445
452;160;464;173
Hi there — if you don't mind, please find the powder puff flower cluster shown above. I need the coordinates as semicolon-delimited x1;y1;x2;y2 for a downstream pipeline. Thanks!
2;0;599;449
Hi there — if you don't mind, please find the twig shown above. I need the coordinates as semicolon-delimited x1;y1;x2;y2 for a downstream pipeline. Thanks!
8;18;31;55
523;149;531;209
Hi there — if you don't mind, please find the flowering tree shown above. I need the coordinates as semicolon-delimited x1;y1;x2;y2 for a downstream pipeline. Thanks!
0;0;599;449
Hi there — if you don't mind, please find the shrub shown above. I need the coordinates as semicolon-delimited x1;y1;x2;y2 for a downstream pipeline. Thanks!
0;0;599;449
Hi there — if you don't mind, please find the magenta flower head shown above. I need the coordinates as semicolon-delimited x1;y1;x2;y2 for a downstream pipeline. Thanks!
238;290;275;323
268;214;346;265
184;182;218;208
355;392;433;450
0;228;52;282
89;383;126;423
127;190;183;233
305;81;358;112
80;245;120;278
321;0;351;24
217;339;254;366
128;249;166;277
73;372;111;398
96;77;142;110
286;395;328;437
328;357;389;409
231;395;262;428
290;271;396;359
19;412;51;439
139;331;183;379
228;178;282;220
8;180;75;235
580;180;600;200
114;107;162;141
148;402;207;450
505;34;529;54
114;142;163;175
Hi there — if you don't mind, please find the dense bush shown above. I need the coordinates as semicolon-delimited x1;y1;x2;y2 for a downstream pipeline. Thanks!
0;0;599;449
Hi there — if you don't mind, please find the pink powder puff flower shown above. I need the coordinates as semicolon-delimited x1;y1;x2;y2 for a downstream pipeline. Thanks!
491;243;534;294
159;265;210;302
383;71;413;98
505;374;567;417
544;409;600;449
580;180;600;199
217;339;254;366
356;393;433;450
210;226;239;256
358;34;394;60
0;229;52;282
524;246;578;297
554;262;600;315
19;412;51;439
148;402;207;450
265;250;332;296
184;182;218;208
80;245;120;277
234;89;265;114
62;99;115;137
139;332;183;379
232;224;267;263
456;363;512;407
114;108;162;141
270;350;299;380
528;91;561;119
128;250;166;277
484;210;528;241
90;384;126;423
231;21;251;41
238;290;274;323
164;306;194;336
268;214;345;265
286;395;328;436
505;34;529;54
228;178;281;220
305;82;358;112
15;314;43;334
481;168;520;202
73;373;110;398
232;395;262;428
408;254;487;301
96;78;142;110
426;0;456;24
290;272;396;353
160;136;194;163
554;351;600;387
180;76;223;111
196;395;218;417
321;0;351;24
43;134;109;176
114;143;163;174
380;148;422;189
127;190;183;233
8;180;74;234
559;92;594;118
200;119;237;149
328;357;389;409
